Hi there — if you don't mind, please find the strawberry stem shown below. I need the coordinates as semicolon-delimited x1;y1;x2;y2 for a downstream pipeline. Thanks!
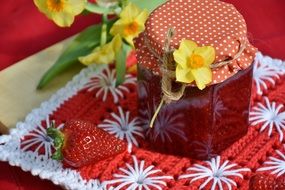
47;123;65;161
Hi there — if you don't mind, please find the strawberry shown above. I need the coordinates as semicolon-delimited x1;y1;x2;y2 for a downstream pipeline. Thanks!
249;174;285;190
47;120;126;168
250;174;275;190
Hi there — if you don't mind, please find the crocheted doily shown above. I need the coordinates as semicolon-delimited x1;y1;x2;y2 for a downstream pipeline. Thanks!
0;52;285;190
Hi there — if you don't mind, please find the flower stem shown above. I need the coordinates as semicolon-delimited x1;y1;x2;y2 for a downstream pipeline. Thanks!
100;14;108;47
120;0;128;8
115;43;128;86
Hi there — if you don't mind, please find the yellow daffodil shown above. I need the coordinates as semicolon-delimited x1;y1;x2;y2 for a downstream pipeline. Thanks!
34;0;86;27
110;3;149;46
174;40;215;90
79;34;122;65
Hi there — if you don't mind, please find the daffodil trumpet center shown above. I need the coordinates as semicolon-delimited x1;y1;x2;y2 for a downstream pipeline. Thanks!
124;21;139;36
188;54;204;69
47;0;65;12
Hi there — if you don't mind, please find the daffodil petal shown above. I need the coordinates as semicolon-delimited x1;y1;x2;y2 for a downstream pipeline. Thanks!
173;48;188;69
34;0;52;17
125;35;135;47
64;0;86;15
79;36;122;65
51;12;75;27
79;49;115;65
111;22;141;46
79;52;98;65
194;46;216;66
110;20;129;37
191;67;212;90
112;34;123;52
135;10;149;26
174;40;197;68
120;3;141;20
97;52;115;64
176;65;194;84
179;40;197;56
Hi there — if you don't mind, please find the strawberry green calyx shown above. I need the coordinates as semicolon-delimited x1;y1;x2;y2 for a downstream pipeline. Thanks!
47;124;65;161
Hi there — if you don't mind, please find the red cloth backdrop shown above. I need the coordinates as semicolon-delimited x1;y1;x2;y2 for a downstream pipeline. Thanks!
0;0;284;189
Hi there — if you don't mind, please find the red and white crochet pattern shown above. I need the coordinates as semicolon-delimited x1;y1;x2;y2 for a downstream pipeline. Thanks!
0;52;285;190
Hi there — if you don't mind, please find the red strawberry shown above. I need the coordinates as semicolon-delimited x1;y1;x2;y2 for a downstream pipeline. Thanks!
250;174;275;190
249;174;285;190
47;120;126;168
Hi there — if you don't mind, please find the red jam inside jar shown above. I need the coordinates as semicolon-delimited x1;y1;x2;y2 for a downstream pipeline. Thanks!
138;64;253;160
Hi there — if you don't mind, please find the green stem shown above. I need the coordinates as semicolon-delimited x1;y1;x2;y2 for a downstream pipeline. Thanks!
47;124;65;160
115;48;126;86
121;0;129;8
85;2;112;14
115;43;130;86
100;14;108;47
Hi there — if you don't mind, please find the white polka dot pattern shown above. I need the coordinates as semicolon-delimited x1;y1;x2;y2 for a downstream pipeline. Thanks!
134;0;257;85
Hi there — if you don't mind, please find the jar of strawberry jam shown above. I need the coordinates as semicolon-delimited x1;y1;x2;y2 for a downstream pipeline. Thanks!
134;0;257;160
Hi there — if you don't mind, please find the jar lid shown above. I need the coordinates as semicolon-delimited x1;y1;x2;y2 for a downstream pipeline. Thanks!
135;0;257;85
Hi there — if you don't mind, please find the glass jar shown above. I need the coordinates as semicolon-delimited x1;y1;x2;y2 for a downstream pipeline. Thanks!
135;0;257;160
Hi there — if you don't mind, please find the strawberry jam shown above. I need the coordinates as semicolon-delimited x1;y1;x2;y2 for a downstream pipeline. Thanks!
138;64;253;160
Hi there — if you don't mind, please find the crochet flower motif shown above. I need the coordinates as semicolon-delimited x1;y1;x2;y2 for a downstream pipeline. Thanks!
179;156;250;190
253;58;283;95
192;137;217;160
21;117;64;158
249;97;285;141
98;107;144;152
108;156;173;190
139;99;187;143
213;96;227;122
255;52;285;75
257;148;285;176
83;67;136;103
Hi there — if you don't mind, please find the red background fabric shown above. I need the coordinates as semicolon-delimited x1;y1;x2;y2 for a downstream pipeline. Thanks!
0;0;284;189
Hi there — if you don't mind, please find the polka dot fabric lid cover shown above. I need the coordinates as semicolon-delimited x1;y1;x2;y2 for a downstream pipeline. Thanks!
135;0;257;85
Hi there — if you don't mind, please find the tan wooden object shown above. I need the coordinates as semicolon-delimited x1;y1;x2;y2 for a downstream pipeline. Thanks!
0;36;83;134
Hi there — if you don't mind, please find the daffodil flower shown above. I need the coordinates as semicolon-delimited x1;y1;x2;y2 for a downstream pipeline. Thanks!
110;3;149;46
79;34;122;65
174;40;215;90
34;0;86;27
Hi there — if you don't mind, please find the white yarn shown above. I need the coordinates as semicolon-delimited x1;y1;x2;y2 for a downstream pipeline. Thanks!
253;52;285;95
255;52;285;74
